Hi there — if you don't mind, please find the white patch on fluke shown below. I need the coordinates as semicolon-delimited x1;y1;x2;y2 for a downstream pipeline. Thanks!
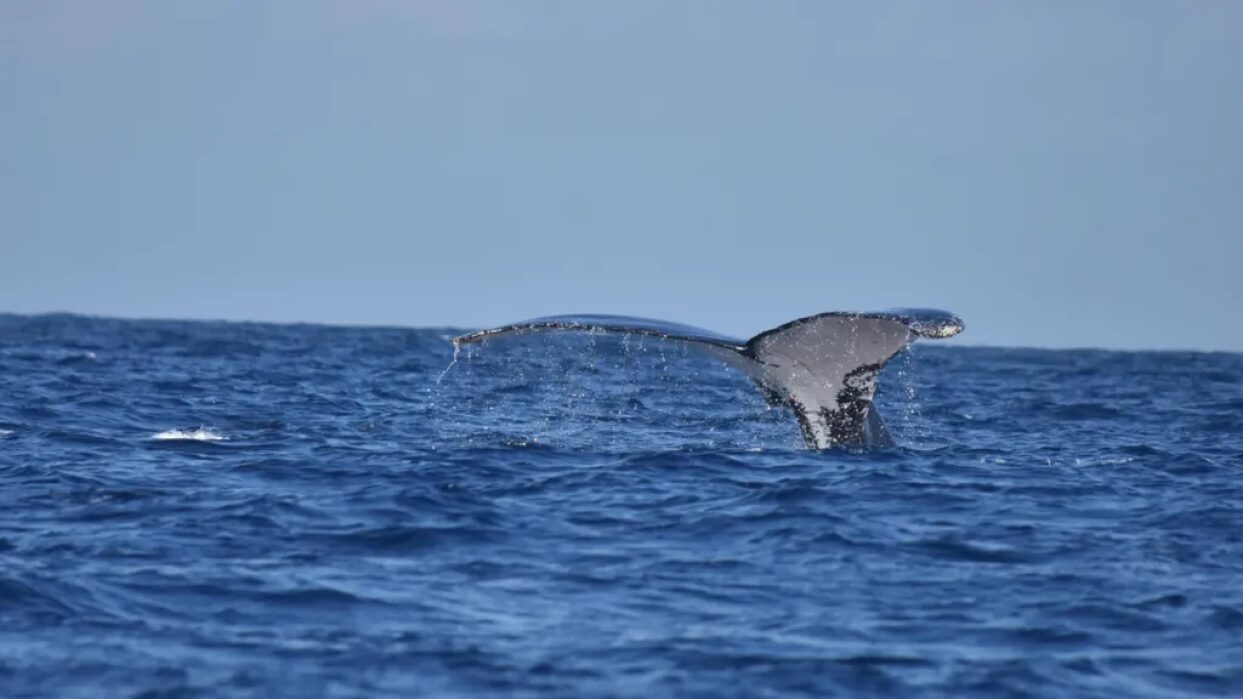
151;428;226;442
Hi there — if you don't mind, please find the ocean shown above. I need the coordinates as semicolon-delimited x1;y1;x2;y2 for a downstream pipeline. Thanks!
1;313;1241;697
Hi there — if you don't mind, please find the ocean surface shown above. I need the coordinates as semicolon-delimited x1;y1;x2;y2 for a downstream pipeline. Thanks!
1;313;1241;698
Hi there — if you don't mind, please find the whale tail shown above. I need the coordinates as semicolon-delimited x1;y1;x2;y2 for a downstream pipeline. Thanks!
453;309;963;450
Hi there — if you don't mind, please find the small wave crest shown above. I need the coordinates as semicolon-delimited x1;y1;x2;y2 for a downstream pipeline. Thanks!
150;428;226;442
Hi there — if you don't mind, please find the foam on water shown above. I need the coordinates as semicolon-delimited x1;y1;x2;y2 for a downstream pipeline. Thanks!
150;427;227;441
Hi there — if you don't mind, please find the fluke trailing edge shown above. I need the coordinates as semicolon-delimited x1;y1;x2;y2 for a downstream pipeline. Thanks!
453;309;964;450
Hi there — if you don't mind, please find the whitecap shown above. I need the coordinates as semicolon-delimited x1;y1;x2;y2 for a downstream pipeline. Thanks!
0;429;13;437
150;428;226;442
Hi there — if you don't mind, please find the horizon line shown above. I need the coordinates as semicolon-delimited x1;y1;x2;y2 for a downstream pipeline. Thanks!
2;309;1239;357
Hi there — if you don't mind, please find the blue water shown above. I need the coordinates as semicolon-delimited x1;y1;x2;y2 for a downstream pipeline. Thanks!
2;313;1241;698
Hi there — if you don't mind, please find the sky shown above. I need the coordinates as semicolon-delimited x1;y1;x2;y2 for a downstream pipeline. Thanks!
1;1;1240;351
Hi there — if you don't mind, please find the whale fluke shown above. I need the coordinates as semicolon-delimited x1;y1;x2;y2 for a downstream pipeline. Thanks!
453;309;963;450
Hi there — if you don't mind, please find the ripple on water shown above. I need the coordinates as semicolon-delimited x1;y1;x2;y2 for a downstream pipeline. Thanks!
1;314;1242;697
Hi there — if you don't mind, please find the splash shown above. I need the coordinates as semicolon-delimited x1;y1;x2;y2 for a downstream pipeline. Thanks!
436;340;462;384
151;428;226;442
888;349;929;446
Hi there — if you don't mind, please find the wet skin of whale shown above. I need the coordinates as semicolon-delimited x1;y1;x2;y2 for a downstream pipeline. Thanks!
454;309;964;450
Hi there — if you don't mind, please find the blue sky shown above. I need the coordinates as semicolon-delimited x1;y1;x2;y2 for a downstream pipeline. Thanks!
2;2;1240;350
